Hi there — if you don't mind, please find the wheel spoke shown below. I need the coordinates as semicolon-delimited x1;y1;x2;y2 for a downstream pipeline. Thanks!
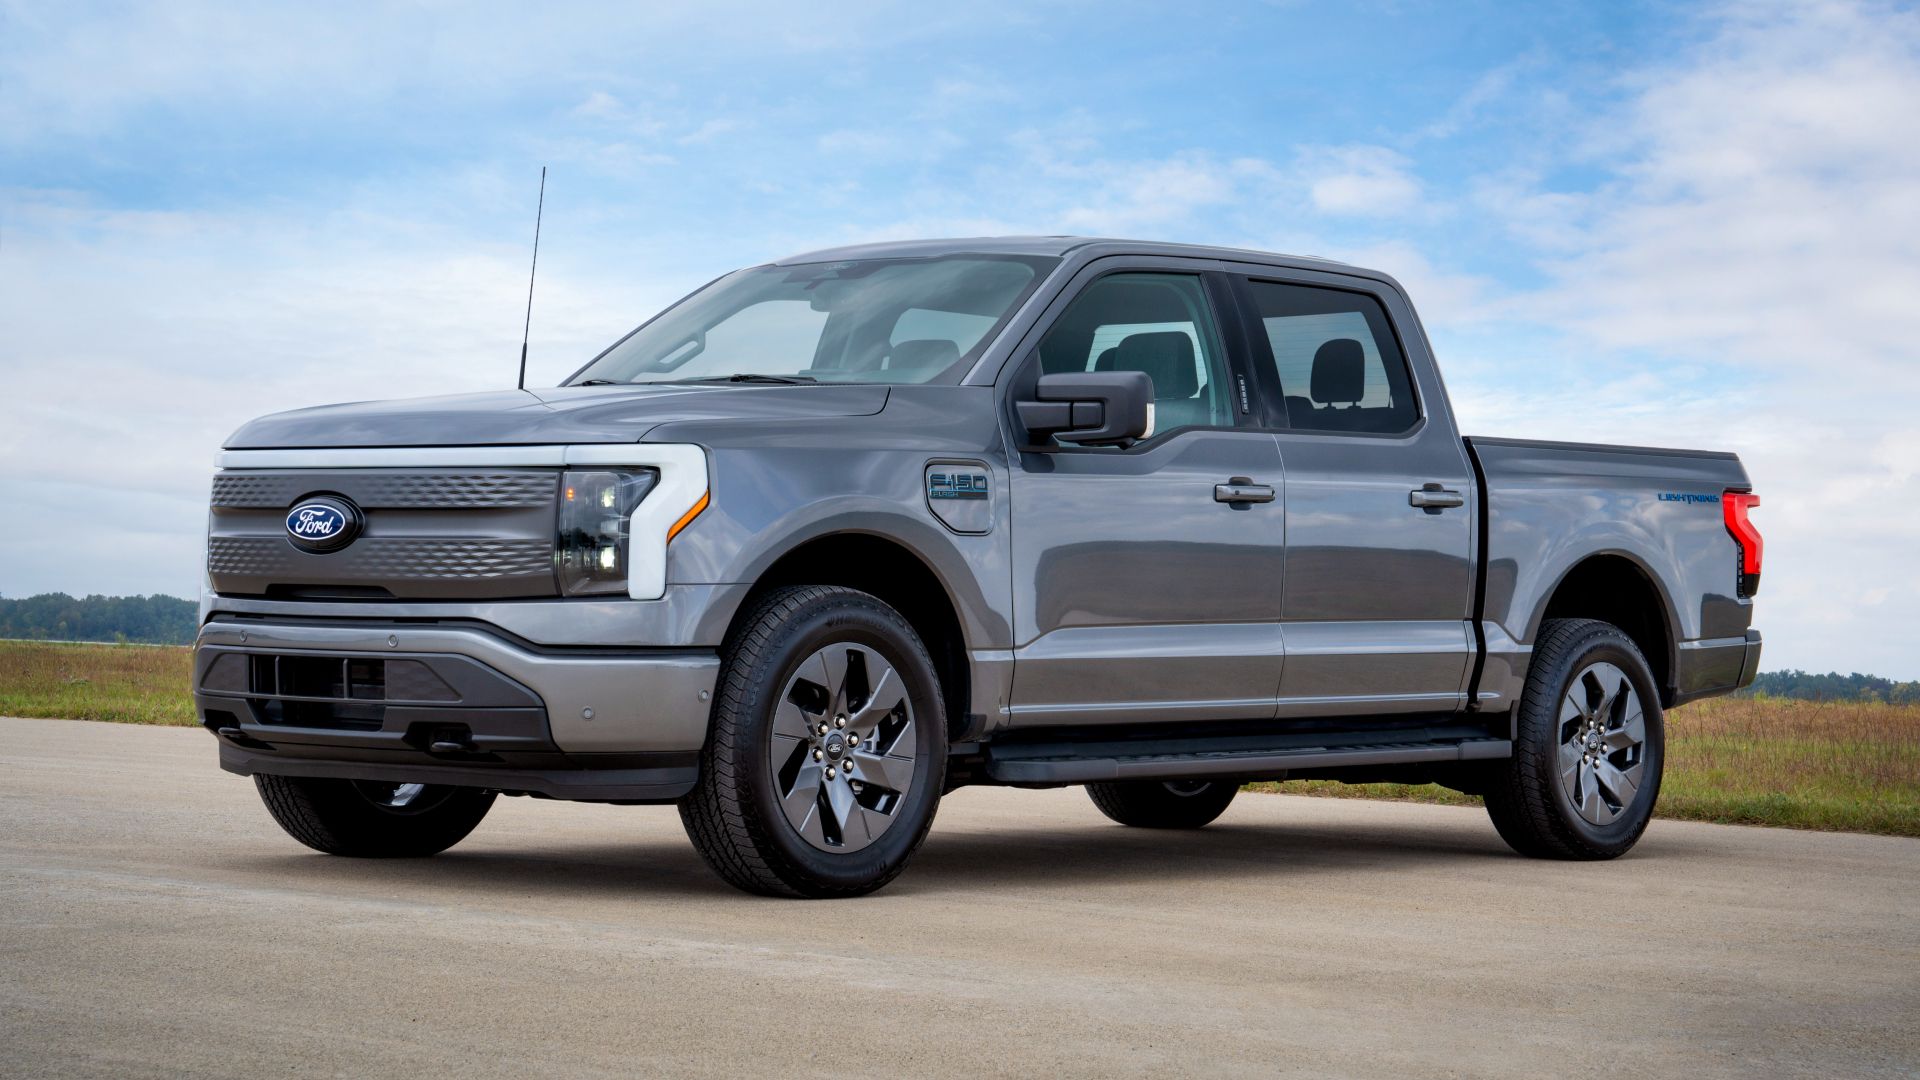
809;647;851;714
823;771;858;840
1558;735;1585;777
1579;765;1608;823
781;760;824;823
853;805;891;844
1559;693;1585;730
850;745;915;793
1605;702;1646;754
1559;752;1583;795
847;665;906;738
1607;666;1635;723
1595;758;1641;808
772;699;815;743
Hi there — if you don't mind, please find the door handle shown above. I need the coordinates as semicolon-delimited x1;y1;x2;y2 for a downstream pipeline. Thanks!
1215;479;1275;505
1409;485;1465;510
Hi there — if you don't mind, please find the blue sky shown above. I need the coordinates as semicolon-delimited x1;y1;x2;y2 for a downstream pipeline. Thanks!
3;0;1918;676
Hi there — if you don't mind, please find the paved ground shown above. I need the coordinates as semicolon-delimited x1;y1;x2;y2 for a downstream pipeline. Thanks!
2;716;1916;1079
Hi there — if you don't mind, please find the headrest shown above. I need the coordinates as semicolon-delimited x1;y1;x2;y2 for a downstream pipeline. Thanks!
1310;338;1364;405
1095;331;1198;399
886;338;961;373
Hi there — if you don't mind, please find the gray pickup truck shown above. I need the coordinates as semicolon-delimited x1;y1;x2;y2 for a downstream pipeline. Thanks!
196;237;1764;897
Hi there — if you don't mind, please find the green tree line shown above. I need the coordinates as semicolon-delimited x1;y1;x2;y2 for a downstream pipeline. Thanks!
1738;669;1920;705
0;593;198;645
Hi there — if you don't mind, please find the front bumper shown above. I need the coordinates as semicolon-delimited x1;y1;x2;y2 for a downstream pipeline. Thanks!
193;618;719;801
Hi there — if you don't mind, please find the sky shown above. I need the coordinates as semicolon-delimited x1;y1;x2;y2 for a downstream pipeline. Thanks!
2;0;1918;677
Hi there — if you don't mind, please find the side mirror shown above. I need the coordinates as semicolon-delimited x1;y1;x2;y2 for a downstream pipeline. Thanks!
1016;371;1154;448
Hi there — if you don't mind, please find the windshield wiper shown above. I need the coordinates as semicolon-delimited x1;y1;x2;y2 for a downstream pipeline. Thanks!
669;373;818;385
574;378;624;386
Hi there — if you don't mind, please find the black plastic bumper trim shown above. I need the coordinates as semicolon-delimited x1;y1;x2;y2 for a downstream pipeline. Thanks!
216;742;697;802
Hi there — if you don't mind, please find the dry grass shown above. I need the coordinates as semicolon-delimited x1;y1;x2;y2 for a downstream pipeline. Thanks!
0;640;195;726
1250;696;1920;837
4;640;1916;837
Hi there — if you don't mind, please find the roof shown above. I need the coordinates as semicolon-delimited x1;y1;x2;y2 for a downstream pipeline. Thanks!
772;235;1359;272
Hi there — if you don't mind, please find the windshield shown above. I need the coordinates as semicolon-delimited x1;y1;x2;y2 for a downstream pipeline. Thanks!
568;254;1057;386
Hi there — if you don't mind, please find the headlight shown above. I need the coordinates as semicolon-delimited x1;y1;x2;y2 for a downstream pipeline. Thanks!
556;469;658;596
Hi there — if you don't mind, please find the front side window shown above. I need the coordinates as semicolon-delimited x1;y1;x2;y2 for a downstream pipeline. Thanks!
572;255;1056;385
1245;279;1418;434
1035;272;1234;436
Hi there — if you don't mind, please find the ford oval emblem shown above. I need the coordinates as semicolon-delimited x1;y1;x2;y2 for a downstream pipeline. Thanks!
284;496;362;553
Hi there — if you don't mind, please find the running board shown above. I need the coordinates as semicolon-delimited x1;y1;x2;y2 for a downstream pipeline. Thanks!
983;736;1512;785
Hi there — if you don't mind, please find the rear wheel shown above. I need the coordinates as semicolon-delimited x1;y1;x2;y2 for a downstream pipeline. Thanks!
679;585;946;898
1483;618;1664;859
1086;779;1238;829
253;775;496;857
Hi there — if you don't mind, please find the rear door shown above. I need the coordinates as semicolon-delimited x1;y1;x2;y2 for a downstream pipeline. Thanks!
1230;270;1477;716
1004;260;1284;727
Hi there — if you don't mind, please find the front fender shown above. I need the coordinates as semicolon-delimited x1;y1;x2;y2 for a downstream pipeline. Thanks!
665;446;1014;653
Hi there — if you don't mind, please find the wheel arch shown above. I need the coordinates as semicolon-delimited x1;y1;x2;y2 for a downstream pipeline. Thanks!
722;530;974;739
1531;552;1680;706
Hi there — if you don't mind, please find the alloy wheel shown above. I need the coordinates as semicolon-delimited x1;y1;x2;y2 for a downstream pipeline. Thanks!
769;642;918;853
1555;661;1648;826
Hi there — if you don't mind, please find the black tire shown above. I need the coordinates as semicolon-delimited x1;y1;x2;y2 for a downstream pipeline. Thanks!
1086;779;1238;829
1483;618;1665;860
679;585;947;898
253;775;495;857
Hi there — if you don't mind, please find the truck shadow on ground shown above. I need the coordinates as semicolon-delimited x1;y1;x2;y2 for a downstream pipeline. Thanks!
219;801;1641;901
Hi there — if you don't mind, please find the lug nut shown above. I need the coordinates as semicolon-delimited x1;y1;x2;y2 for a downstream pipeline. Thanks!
835;715;847;728
818;723;829;736
825;767;836;780
813;748;823;761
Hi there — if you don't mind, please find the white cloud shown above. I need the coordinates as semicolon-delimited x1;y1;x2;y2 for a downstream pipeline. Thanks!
1298;145;1424;216
1463;0;1920;677
0;194;688;597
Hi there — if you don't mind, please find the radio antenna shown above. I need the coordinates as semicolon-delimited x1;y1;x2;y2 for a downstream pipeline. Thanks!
516;165;547;390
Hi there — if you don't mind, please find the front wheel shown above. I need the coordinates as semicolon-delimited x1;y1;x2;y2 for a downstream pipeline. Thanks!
253;775;496;857
1087;779;1239;829
1483;618;1665;860
679;585;947;898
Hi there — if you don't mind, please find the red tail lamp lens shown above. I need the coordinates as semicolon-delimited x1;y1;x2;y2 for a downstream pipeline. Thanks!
1723;491;1762;595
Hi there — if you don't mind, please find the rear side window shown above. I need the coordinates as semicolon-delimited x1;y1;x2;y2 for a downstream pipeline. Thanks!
1244;280;1417;434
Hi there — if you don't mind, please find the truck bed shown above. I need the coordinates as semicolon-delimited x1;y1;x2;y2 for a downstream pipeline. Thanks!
1465;436;1757;710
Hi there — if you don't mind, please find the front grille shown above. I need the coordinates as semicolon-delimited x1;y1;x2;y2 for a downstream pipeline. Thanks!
208;537;552;580
206;467;563;600
211;471;557;508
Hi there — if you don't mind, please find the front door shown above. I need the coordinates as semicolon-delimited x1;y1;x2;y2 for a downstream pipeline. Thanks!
1235;273;1477;716
1006;267;1284;728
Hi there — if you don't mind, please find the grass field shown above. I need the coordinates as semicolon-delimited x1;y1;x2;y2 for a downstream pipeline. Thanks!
1255;695;1920;837
4;639;1916;837
0;639;196;726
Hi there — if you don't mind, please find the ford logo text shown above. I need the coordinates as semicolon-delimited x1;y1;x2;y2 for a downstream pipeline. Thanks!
284;497;361;552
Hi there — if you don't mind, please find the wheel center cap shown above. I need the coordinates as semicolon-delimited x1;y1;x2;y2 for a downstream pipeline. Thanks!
824;733;846;757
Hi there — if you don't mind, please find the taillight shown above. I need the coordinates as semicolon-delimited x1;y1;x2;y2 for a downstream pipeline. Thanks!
1723;490;1762;598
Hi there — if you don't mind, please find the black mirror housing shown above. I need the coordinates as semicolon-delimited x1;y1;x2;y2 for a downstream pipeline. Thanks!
1017;371;1153;448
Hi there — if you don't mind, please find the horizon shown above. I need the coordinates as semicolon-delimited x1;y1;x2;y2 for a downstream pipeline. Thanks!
3;1;1918;676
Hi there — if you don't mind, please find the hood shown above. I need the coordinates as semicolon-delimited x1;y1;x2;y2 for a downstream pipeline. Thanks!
222;384;892;449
